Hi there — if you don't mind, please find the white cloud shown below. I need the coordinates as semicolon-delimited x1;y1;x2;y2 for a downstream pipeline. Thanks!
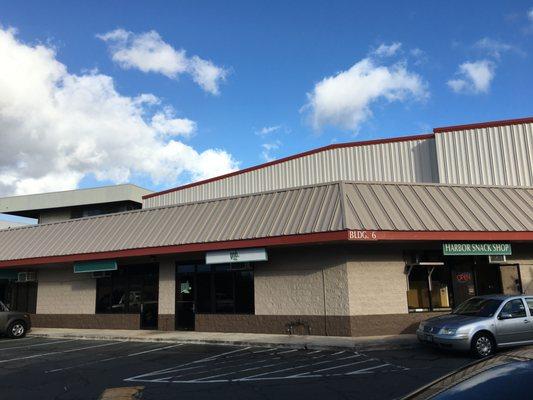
373;42;402;57
261;140;282;162
255;125;282;136
473;37;524;59
529;8;533;22
0;27;238;196
304;57;428;131
97;29;228;95
447;60;495;94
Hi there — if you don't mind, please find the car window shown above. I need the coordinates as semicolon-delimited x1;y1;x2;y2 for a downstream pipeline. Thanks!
500;299;526;319
526;299;533;316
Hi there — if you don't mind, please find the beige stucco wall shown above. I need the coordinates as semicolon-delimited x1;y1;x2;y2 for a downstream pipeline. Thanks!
254;246;349;316
158;258;175;315
36;265;96;314
346;247;408;315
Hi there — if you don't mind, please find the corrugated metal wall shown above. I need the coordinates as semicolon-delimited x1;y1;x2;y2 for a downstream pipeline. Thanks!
436;122;533;186
145;137;438;207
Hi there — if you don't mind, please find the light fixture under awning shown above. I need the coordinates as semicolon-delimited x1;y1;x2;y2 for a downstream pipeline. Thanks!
74;260;117;273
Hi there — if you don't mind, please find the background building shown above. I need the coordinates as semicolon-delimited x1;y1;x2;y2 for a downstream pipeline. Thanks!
0;117;531;336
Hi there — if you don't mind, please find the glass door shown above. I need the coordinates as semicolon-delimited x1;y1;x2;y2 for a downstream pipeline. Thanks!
176;265;195;330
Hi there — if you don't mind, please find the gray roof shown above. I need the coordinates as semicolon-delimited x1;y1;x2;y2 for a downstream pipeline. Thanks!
0;220;30;230
0;184;153;217
0;181;531;263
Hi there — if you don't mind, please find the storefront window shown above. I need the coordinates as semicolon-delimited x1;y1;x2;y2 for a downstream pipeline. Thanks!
407;266;451;312
96;264;158;314
175;263;254;314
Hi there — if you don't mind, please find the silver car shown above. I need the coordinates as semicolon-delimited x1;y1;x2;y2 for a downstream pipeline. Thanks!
417;295;533;358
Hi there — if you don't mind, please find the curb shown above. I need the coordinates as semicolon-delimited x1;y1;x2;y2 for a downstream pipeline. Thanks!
28;332;420;352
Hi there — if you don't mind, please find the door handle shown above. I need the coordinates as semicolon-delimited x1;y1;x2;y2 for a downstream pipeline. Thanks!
524;320;530;324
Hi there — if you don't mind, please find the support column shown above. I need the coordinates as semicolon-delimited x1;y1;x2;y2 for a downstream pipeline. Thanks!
158;258;175;331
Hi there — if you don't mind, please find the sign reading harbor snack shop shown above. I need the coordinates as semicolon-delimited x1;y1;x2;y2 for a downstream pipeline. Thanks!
443;243;512;256
206;248;268;264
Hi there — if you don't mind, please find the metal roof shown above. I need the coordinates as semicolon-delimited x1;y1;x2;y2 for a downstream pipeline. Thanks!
0;181;531;265
343;182;533;232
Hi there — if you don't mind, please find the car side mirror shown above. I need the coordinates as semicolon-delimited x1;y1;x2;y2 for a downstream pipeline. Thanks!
499;312;513;320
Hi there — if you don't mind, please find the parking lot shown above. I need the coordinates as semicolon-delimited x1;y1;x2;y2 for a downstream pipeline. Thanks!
0;336;472;399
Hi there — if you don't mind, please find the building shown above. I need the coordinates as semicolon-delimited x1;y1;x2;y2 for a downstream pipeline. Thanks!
0;117;531;336
0;184;152;224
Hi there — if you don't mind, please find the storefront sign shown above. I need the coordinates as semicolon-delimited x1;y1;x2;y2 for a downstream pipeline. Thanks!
74;260;118;273
348;230;378;240
0;270;18;280
443;243;511;256
206;248;267;264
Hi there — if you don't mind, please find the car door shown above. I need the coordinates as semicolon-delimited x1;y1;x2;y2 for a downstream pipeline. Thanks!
524;298;533;342
495;299;531;344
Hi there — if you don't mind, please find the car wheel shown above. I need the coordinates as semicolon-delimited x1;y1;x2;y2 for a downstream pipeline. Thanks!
7;321;26;339
471;332;495;358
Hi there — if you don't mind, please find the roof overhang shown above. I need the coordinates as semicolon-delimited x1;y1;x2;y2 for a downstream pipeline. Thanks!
0;184;153;217
0;229;531;269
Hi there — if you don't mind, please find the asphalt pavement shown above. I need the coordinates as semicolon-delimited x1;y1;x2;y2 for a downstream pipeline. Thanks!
0;336;473;400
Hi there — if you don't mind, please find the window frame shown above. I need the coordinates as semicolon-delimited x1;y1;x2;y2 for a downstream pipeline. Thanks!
175;262;254;315
498;298;527;319
406;264;452;313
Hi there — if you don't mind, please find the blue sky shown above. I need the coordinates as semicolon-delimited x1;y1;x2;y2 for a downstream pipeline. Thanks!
0;0;532;200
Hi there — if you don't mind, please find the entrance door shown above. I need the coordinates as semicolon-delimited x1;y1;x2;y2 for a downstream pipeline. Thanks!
176;267;195;330
500;265;522;295
127;264;159;330
140;277;159;330
452;265;476;306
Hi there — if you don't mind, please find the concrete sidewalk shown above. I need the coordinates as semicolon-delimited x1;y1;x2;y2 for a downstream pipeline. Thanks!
28;328;419;351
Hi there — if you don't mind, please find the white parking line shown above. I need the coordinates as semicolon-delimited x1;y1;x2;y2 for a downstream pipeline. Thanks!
0;341;122;364
252;348;277;354
125;347;251;382
0;339;78;351
45;344;185;373
299;358;370;375
276;349;298;355
127;344;183;357
346;364;390;375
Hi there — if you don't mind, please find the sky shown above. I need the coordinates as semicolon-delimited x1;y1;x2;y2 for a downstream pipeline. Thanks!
0;0;532;203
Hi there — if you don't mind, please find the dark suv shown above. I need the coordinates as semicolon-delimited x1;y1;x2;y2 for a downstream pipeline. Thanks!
0;300;31;338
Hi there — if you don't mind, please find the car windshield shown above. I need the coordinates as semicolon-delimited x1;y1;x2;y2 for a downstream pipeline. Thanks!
453;298;503;317
0;300;8;312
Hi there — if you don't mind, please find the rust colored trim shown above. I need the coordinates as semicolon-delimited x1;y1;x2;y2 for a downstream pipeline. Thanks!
0;229;532;269
0;231;349;268
434;117;533;133
143;133;435;200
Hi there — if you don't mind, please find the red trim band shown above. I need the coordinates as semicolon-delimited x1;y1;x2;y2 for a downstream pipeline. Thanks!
143;133;434;200
434;117;533;133
0;231;349;268
0;230;531;269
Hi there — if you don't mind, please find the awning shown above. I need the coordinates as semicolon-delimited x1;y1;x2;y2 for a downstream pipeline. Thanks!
74;260;117;273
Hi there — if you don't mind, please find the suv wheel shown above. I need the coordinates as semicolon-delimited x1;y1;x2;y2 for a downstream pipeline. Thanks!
471;332;495;358
7;321;26;339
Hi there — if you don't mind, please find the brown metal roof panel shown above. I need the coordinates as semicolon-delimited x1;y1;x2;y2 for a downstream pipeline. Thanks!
495;189;533;230
433;187;489;231
411;186;461;230
463;187;513;230
343;184;380;230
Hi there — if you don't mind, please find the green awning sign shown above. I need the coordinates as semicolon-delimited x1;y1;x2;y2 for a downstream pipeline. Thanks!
74;260;117;273
0;270;19;280
443;243;512;256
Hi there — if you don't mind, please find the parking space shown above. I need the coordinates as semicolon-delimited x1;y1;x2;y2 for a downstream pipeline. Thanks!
0;337;472;400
